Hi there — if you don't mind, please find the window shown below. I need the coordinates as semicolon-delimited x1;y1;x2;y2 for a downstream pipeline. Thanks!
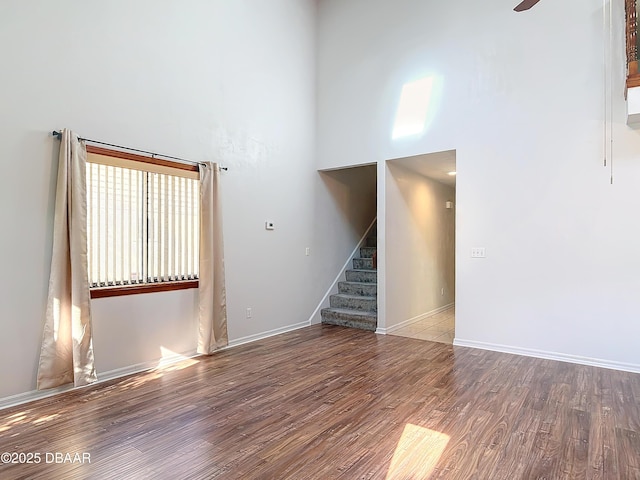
85;146;200;297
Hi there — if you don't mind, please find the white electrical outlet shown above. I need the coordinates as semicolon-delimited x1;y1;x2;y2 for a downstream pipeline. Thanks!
265;221;275;230
471;247;486;258
246;307;252;318
441;287;445;296
305;247;310;256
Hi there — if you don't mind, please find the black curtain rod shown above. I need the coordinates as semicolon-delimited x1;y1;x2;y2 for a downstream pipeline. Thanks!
51;130;228;171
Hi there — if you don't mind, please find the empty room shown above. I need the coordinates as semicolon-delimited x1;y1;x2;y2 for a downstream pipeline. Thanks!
2;0;640;478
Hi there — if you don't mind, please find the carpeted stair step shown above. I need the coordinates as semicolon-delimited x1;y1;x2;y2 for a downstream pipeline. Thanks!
345;269;377;283
338;281;377;296
321;308;377;331
353;258;374;270
360;247;377;258
330;293;377;311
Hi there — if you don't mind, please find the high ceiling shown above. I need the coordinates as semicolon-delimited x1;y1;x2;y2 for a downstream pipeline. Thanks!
390;150;456;187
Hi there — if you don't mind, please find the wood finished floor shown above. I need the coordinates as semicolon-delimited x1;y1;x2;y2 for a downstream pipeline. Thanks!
1;325;640;479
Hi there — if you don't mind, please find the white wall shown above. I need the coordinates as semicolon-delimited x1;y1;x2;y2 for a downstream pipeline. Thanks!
318;0;640;369
0;0;323;400
91;292;199;375
385;161;455;330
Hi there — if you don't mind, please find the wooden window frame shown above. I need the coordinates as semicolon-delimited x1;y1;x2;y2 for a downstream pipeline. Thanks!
85;145;200;299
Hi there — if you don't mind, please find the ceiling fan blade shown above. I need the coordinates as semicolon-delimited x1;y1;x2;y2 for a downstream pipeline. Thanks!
514;0;541;12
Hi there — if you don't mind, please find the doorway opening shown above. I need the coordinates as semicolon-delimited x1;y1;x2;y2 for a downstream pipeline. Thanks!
384;150;456;344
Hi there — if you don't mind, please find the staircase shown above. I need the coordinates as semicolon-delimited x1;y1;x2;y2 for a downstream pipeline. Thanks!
321;226;377;331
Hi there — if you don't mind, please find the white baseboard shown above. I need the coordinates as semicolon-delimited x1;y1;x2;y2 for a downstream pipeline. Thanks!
453;338;640;374
0;385;76;412
97;350;199;383
0;350;200;411
307;217;377;325
0;318;319;412
380;303;455;335
226;321;311;349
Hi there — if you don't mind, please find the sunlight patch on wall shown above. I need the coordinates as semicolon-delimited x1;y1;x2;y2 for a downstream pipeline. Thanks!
392;76;436;140
386;423;449;479
156;346;199;371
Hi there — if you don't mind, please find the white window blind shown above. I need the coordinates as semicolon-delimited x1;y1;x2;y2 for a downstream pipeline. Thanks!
86;154;199;288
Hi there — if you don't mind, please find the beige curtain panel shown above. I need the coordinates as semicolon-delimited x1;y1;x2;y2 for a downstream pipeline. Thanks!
37;129;97;390
198;162;228;354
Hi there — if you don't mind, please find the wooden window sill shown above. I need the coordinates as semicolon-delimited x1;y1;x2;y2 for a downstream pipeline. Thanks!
628;74;640;89
90;280;198;299
628;73;640;89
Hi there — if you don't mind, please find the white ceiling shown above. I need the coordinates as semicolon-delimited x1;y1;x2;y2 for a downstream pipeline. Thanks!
389;150;456;187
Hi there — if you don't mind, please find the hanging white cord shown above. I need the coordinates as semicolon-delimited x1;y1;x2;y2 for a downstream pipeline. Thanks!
604;0;608;167
610;0;614;184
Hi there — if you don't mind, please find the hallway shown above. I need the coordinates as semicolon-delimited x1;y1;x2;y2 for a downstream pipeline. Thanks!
389;306;455;344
